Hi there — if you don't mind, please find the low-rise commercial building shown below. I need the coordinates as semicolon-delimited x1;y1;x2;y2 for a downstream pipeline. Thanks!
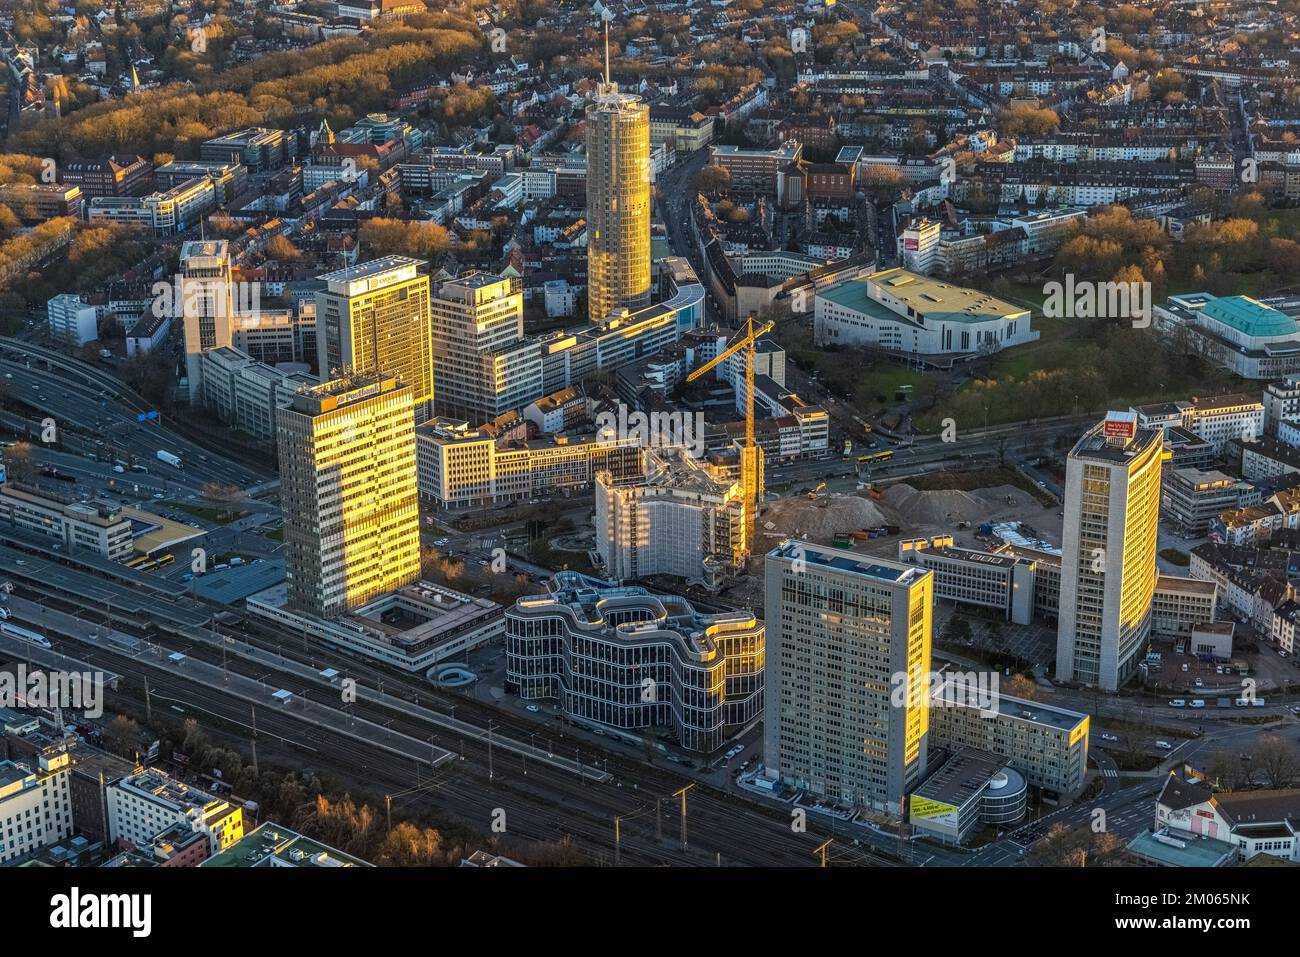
247;580;504;673
897;536;1036;624
929;675;1090;796
907;749;1026;846
0;484;133;561
106;769;243;856
416;419;643;508
0;752;73;864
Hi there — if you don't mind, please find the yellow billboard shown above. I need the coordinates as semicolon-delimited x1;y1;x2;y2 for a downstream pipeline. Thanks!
909;795;958;820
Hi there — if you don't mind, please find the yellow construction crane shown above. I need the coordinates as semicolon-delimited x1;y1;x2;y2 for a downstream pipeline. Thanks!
685;313;775;563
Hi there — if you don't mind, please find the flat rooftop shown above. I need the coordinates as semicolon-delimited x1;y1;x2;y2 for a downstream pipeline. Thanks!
318;255;424;294
940;679;1088;732
202;822;371;868
769;540;927;586
912;749;1011;809
862;268;1027;325
1127;828;1235;867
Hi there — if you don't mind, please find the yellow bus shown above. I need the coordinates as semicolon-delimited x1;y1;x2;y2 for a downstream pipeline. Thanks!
156;553;175;567
857;450;894;465
126;555;151;569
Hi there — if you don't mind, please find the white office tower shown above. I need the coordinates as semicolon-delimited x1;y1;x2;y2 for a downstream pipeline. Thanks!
763;541;932;814
1057;412;1166;691
180;240;234;402
429;272;542;425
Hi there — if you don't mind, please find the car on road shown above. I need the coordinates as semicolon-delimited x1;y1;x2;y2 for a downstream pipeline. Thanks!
1169;699;1185;708
1099;732;1118;742
525;705;540;713
1155;740;1173;750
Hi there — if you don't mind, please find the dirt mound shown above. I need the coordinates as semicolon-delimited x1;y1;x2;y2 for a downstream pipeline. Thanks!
762;493;889;542
880;483;1032;527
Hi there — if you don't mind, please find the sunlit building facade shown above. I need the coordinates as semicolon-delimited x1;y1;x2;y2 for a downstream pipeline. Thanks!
429;272;542;424
316;257;435;422
586;78;651;323
763;541;932;814
1057;412;1166;691
276;372;421;619
506;572;764;752
181;240;234;403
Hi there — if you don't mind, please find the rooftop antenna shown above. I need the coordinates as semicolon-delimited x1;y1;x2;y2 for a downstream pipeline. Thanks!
603;18;610;88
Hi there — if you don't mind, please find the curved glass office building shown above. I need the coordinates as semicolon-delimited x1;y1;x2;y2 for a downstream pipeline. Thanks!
506;573;763;752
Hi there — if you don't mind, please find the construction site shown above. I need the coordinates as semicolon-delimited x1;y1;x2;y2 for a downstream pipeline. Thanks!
756;479;1065;562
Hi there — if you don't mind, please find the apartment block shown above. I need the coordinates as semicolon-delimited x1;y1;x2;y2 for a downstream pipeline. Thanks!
107;769;243;856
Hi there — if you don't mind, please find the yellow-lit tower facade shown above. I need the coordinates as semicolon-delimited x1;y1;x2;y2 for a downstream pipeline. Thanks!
276;372;422;619
585;23;651;323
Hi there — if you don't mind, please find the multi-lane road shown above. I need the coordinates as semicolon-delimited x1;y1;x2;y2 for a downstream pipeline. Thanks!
0;345;268;491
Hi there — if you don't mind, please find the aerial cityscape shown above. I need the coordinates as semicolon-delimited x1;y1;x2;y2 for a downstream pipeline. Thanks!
0;0;1297;916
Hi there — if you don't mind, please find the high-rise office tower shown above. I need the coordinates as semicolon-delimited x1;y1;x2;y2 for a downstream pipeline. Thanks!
315;257;435;422
429;272;542;425
763;541;932;814
1057;411;1166;691
276;372;421;619
180;240;234;403
585;28;651;323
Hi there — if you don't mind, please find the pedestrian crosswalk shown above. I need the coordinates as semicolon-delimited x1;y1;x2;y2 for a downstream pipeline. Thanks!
1103;769;1118;778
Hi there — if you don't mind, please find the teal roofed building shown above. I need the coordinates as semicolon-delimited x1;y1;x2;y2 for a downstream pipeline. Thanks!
1202;295;1299;339
1158;292;1300;380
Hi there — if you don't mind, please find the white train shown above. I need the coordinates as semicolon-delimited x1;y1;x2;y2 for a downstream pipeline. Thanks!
0;621;51;648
